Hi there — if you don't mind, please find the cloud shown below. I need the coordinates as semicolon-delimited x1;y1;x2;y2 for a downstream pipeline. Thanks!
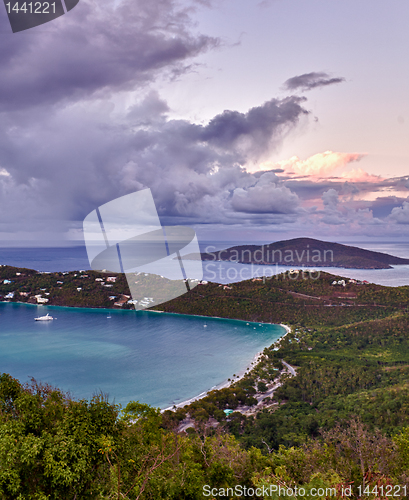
199;96;308;157
389;201;409;224
0;92;310;232
231;174;300;215
283;72;345;92
370;196;406;218
316;188;383;227
322;188;339;209
339;168;382;183
0;0;218;112
260;151;366;178
0;0;406;241
319;188;345;225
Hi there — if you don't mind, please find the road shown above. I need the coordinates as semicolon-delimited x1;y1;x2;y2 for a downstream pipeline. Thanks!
282;360;296;376
177;359;298;429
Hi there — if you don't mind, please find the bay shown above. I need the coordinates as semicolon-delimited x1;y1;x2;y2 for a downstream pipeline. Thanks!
1;241;407;409
0;302;284;408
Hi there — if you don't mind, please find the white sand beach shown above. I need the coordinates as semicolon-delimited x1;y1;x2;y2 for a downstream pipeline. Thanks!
162;323;291;412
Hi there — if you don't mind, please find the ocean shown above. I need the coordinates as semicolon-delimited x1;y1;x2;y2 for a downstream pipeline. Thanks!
1;241;409;286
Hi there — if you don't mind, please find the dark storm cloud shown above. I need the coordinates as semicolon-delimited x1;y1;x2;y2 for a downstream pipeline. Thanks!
200;97;308;153
0;92;310;231
0;0;218;111
283;72;345;92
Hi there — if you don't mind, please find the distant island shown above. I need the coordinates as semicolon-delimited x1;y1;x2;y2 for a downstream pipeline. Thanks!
183;237;409;269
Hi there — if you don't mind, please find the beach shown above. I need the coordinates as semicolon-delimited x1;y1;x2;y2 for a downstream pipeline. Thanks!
162;323;291;411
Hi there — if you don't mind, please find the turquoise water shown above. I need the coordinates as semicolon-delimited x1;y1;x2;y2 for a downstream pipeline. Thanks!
0;302;284;408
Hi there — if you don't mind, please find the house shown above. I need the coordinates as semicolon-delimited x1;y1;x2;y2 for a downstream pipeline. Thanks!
34;295;49;304
5;292;14;299
3;279;12;284
114;295;129;307
77;287;82;292
289;269;300;275
139;297;155;307
106;276;117;283
19;292;30;297
95;278;104;282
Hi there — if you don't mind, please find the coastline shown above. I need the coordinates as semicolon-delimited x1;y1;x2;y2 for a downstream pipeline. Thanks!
0;300;279;326
162;323;291;412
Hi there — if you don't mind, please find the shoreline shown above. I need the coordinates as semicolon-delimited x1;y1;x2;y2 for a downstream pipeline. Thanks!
0;300;280;327
162;323;291;412
2;298;285;334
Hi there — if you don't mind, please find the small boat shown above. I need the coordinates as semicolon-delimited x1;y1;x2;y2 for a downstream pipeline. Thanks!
35;313;53;321
107;315;112;319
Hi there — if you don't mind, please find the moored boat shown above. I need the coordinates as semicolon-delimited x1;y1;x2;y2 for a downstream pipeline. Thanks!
34;313;53;321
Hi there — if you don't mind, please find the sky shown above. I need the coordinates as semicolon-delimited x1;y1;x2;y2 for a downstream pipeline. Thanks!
0;0;409;246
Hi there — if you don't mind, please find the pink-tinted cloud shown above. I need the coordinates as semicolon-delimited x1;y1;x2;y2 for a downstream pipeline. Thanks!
339;168;383;183
261;151;366;178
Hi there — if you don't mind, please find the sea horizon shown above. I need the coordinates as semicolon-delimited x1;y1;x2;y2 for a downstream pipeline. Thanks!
1;242;409;287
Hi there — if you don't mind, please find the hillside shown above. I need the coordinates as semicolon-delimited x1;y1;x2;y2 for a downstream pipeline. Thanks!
185;237;409;269
158;269;409;457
